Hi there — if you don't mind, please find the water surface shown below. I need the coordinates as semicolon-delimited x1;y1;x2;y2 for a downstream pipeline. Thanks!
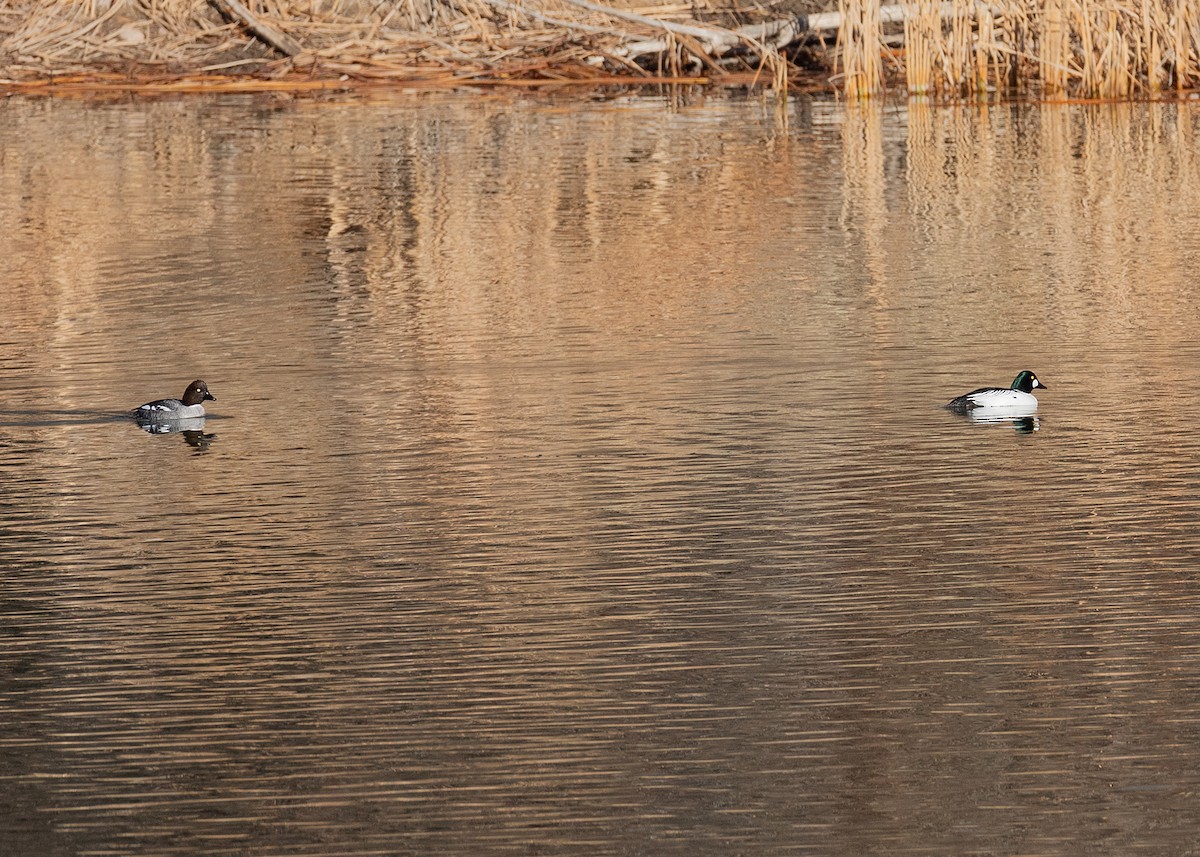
2;93;1200;855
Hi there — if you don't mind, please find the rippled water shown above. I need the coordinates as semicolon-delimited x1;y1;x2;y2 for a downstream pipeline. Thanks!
3;93;1200;855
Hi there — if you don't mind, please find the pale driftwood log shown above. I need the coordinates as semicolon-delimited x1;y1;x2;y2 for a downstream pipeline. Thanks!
209;0;304;57
611;1;961;64
618;18;802;60
487;0;969;72
805;2;959;31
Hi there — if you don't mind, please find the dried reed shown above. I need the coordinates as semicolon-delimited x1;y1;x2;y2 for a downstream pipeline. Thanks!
903;0;942;94
0;0;807;90
2;0;1199;97
838;0;882;96
878;0;1200;97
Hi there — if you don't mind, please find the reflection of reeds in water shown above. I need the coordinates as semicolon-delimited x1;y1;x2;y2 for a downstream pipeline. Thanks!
838;99;1200;350
845;0;1200;97
840;102;896;342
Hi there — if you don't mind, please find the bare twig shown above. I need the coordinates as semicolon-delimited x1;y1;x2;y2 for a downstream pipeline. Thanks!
209;0;304;56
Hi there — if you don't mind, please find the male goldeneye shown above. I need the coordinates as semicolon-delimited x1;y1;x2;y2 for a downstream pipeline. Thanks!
945;370;1046;415
134;379;215;421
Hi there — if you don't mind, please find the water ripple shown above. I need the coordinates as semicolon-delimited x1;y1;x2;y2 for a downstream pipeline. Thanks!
2;95;1200;856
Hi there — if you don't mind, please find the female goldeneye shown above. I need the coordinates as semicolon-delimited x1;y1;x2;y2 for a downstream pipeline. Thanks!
945;370;1046;415
134;379;215;421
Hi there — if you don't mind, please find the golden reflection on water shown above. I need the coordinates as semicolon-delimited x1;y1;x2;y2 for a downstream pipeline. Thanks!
1;94;1200;855
847;100;1200;348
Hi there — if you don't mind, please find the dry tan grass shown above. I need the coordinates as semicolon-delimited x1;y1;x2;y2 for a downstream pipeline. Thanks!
0;0;1197;96
837;0;882;95
859;0;1200;96
0;0;814;88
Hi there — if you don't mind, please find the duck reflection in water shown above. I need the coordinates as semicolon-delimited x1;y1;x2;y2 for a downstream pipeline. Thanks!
961;412;1040;433
135;415;215;449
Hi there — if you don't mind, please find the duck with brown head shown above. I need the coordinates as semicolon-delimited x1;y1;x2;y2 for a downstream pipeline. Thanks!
134;380;215;421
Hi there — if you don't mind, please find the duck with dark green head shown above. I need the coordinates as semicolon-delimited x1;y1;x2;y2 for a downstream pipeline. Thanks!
946;370;1046;415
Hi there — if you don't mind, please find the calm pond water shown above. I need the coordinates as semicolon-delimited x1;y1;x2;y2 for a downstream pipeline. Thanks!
2;91;1200;855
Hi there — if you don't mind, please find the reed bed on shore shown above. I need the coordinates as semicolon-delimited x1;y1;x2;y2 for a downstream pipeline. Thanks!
0;0;818;89
844;0;1200;97
1;0;1198;96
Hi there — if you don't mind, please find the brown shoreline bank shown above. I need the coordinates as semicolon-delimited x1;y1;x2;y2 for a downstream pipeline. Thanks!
0;71;805;95
0;0;834;94
2;0;1199;98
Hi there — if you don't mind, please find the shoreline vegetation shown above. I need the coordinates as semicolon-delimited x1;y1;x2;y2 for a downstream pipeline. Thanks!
0;0;1197;99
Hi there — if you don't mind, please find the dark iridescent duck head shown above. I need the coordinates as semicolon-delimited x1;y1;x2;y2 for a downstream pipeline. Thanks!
1009;370;1046;394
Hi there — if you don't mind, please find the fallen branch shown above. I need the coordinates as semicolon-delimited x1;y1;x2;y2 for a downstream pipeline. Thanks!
209;0;303;57
616;1;963;64
619;17;804;60
804;2;959;31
